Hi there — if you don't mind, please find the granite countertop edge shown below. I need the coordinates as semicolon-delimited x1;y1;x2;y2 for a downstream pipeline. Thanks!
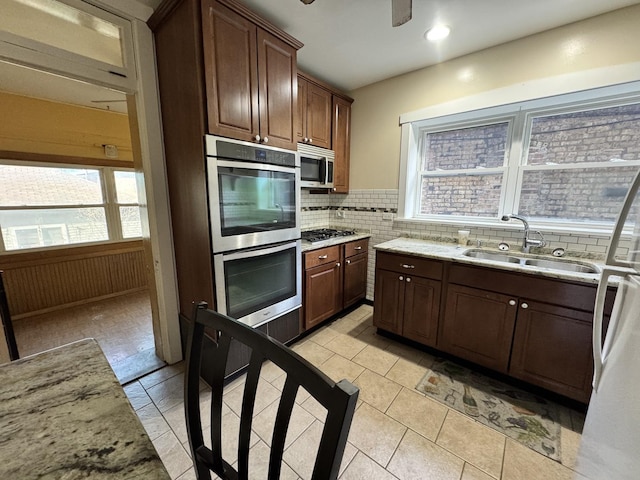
301;232;372;252
373;237;604;285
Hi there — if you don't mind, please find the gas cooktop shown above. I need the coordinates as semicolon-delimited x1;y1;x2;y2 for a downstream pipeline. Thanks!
301;228;356;244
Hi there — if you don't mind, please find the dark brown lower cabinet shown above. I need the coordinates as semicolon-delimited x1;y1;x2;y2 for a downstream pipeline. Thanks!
373;253;616;403
401;276;441;346
372;268;405;334
303;238;369;331
509;300;593;403
343;252;368;308
439;284;517;373
372;251;442;348
304;260;342;330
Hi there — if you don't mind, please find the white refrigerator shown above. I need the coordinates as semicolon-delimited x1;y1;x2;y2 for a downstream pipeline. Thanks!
574;169;640;480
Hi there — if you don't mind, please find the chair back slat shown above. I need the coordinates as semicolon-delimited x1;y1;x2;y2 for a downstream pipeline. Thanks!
185;302;359;480
237;349;264;480
268;377;298;479
312;379;359;479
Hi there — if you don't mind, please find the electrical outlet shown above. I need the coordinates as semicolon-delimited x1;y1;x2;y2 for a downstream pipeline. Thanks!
336;211;345;219
382;212;394;221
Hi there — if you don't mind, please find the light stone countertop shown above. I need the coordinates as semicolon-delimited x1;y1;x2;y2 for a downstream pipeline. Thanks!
374;237;603;285
0;338;171;479
301;232;372;252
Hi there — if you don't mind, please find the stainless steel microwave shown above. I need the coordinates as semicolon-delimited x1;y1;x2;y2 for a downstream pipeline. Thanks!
298;143;335;189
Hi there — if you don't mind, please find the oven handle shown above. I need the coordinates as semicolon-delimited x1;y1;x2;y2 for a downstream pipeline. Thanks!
218;240;300;261
215;159;297;174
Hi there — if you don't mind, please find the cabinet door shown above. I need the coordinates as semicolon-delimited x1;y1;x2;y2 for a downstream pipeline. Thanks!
296;76;307;143
402;276;441;348
510;300;593;402
256;28;297;150
304;262;341;329
332;96;352;193
372;268;404;334
343;252;368;308
305;83;332;149
202;0;259;141
440;284;517;373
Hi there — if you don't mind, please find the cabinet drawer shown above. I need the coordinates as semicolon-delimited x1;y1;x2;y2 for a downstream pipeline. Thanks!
344;239;368;258
304;245;340;269
375;251;442;280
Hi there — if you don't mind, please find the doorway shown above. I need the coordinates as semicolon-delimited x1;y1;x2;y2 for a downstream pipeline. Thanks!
0;61;164;382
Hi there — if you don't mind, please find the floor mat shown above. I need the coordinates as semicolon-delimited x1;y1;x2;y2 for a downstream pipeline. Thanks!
416;358;570;462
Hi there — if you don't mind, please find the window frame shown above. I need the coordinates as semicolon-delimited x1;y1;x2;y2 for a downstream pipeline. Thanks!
0;0;136;92
0;160;141;252
399;84;640;234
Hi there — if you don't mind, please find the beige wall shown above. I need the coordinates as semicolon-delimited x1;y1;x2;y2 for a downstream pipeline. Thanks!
0;91;132;162
349;5;640;190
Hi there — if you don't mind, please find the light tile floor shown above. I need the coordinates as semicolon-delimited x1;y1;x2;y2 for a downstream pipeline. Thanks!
127;304;586;480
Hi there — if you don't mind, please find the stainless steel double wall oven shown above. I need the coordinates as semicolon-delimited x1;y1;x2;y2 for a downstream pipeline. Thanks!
206;135;301;328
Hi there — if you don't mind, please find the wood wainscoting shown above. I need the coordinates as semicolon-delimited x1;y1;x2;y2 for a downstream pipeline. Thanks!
0;241;148;319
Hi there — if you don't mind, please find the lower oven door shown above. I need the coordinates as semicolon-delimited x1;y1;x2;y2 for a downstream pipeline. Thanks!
213;240;302;327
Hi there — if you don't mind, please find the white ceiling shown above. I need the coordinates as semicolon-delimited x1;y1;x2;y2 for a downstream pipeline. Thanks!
1;0;639;112
240;0;640;92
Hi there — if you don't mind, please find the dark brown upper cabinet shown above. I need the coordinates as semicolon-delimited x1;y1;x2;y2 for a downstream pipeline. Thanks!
201;0;300;150
297;75;332;149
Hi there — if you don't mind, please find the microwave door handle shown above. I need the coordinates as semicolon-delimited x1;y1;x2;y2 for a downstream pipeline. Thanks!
319;159;327;185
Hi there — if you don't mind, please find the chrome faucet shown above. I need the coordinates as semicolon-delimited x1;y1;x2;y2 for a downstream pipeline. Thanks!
501;214;546;253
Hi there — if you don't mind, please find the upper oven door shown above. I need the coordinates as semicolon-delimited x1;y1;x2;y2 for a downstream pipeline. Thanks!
208;158;301;253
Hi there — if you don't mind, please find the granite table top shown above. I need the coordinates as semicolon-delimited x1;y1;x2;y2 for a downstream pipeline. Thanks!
374;237;604;285
0;338;171;479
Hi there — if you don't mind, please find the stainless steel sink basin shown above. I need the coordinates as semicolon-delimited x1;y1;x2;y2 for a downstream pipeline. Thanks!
523;258;600;274
462;248;600;274
462;249;521;263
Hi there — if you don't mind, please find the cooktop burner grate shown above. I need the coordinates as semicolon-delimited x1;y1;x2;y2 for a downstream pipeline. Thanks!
301;228;356;243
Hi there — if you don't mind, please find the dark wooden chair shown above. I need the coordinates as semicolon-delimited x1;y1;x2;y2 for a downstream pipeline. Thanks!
184;302;359;480
0;270;19;361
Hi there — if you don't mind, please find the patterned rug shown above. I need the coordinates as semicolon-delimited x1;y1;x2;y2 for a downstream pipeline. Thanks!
416;358;562;461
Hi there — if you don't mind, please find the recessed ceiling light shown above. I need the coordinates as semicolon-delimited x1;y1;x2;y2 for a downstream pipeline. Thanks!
425;25;451;42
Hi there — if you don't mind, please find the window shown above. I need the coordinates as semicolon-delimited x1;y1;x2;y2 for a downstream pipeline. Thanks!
0;0;136;90
0;163;142;251
402;88;640;232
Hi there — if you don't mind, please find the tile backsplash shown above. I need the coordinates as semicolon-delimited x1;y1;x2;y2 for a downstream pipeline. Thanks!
301;189;622;300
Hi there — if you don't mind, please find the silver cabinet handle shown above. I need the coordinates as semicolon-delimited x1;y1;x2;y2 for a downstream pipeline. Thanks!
399;276;404;281
509;300;516;306
354;246;362;250
336;262;341;267
401;264;415;269
309;138;313;143
318;254;328;259
406;277;411;283
254;134;261;142
346;259;351;264
521;303;529;309
303;137;308;142
263;136;268;143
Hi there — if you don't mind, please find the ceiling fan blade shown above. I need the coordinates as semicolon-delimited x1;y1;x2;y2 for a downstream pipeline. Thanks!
392;0;412;27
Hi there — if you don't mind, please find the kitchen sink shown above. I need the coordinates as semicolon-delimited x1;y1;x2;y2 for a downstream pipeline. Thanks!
462;249;521;263
523;258;600;274
462;248;600;274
